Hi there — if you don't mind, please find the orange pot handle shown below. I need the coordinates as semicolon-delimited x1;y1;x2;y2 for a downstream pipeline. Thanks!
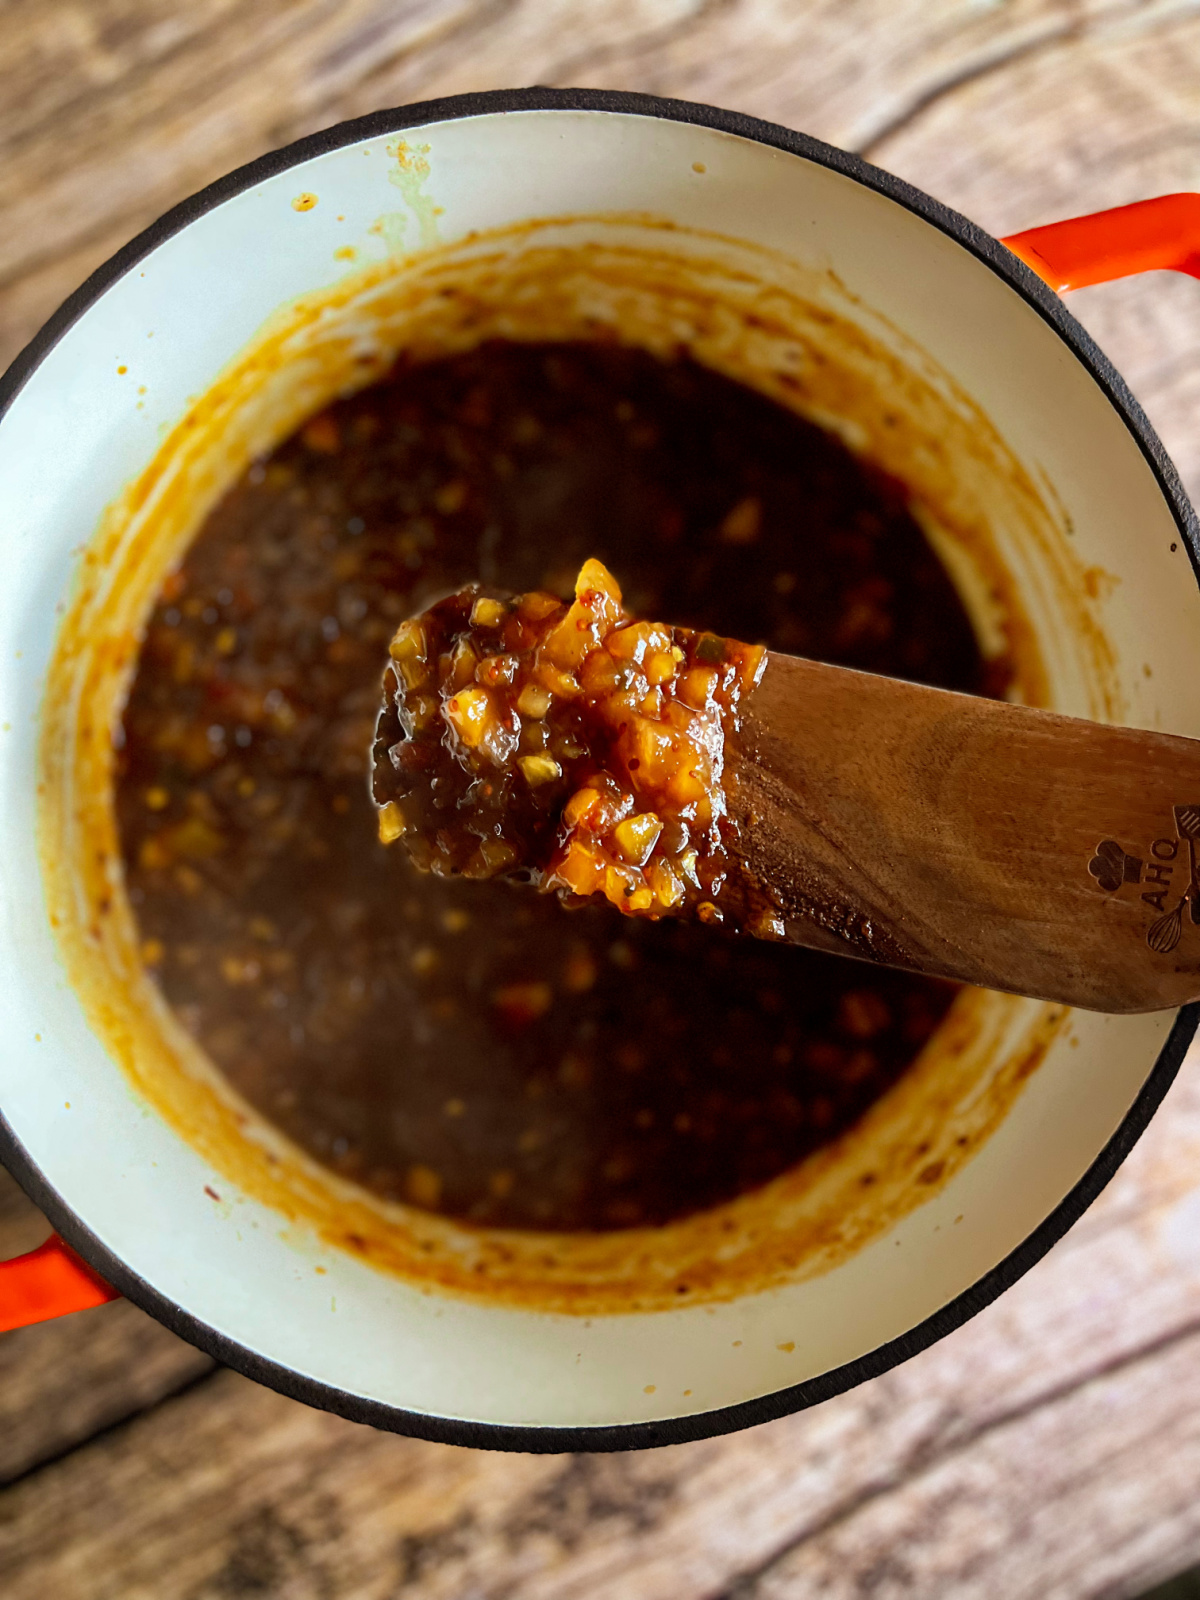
1001;192;1200;290
0;1233;119;1332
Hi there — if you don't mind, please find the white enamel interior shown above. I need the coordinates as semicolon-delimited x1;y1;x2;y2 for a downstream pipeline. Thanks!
0;108;1193;1432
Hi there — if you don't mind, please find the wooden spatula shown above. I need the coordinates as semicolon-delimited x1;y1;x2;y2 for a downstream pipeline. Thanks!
373;562;1200;1015
727;653;1200;1013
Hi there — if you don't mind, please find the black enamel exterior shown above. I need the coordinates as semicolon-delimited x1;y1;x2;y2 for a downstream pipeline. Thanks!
2;86;1197;1453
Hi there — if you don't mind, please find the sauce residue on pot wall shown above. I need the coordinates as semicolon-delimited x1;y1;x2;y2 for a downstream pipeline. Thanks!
118;345;985;1234
39;215;1083;1314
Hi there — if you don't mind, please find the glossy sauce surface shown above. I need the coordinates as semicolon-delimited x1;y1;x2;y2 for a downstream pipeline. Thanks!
116;341;991;1231
372;559;773;930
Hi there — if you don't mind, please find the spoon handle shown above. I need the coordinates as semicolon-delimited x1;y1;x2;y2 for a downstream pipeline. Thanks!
729;654;1200;1013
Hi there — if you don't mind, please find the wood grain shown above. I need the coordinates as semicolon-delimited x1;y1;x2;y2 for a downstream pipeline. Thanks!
7;1;1200;1596
731;655;1200;1011
6;1047;1200;1598
0;1171;212;1486
0;2;1182;373
868;1;1200;505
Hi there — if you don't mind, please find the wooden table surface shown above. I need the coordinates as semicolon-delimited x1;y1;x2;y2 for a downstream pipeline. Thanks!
6;3;1200;1595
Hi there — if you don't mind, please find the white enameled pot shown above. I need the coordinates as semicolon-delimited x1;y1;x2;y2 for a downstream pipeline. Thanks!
1;89;1198;1451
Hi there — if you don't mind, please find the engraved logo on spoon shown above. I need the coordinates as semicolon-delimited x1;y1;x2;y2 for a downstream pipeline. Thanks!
1089;804;1200;953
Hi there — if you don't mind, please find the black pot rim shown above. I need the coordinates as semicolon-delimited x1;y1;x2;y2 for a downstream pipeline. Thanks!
2;85;1197;1455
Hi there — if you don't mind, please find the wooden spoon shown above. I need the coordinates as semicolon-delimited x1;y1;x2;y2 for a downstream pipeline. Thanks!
728;653;1200;1013
373;563;1200;1015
